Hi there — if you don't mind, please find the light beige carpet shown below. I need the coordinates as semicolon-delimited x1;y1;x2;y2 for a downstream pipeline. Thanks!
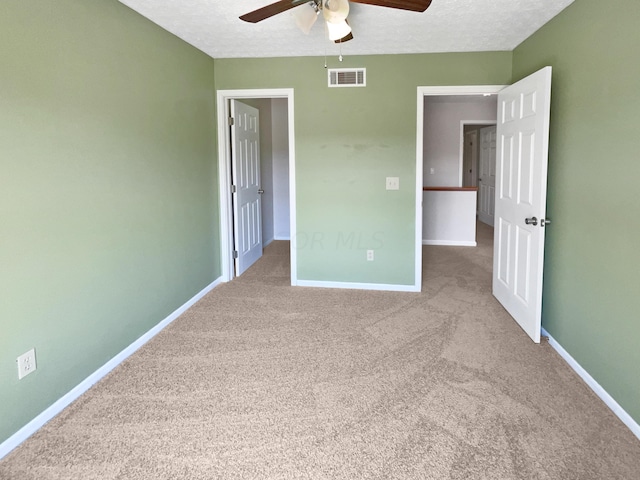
2;223;639;479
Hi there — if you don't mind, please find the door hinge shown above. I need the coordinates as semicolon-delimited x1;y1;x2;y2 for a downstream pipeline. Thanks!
231;185;237;193
228;117;234;126
233;250;239;259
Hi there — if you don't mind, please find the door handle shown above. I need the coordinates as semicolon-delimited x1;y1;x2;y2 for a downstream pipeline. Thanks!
525;216;538;226
258;189;264;194
541;218;551;227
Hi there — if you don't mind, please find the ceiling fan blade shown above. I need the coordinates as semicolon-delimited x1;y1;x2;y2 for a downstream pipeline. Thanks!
335;31;354;43
240;0;310;23
350;0;432;13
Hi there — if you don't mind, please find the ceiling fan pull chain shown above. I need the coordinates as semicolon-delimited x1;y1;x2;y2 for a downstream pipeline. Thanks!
324;42;328;68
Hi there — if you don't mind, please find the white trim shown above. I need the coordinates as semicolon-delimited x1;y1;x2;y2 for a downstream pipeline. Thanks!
216;94;233;283
273;235;291;241
541;327;640;441
0;278;223;460
415;91;425;292
422;240;477;247
216;89;296;285
296;279;420;293
419;86;506;96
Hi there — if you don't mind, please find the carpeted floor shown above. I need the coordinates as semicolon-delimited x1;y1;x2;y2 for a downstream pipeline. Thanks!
1;222;639;479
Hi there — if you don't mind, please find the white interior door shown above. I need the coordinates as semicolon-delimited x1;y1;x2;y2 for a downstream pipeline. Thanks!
492;66;552;343
230;100;262;276
478;125;497;226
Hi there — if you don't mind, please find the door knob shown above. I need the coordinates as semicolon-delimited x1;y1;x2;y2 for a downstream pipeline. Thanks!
525;217;538;226
541;218;551;227
258;189;264;194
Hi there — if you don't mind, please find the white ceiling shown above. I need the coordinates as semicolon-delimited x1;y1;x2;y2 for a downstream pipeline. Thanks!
118;0;574;59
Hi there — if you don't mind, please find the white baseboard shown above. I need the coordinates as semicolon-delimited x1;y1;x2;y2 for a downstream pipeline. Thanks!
273;235;291;241
541;327;640;441
423;240;477;246
296;279;419;293
0;277;223;461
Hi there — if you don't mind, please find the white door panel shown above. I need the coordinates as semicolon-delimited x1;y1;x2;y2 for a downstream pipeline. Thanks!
231;100;262;276
492;66;552;343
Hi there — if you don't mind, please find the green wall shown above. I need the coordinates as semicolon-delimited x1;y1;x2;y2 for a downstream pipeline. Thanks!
513;0;640;424
215;53;512;285
11;0;637;451
0;0;219;443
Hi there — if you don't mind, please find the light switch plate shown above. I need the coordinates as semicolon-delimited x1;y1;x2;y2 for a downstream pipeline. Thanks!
386;177;399;190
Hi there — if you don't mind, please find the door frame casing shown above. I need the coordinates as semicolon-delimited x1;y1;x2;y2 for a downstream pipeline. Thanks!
216;89;296;284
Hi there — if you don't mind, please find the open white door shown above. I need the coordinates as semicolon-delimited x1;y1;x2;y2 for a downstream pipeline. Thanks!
230;100;262;276
478;125;497;226
493;66;552;343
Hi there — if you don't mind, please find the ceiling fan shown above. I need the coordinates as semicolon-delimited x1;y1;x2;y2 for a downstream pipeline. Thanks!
240;0;433;44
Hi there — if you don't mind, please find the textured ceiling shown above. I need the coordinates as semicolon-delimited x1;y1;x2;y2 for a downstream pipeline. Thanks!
118;0;575;59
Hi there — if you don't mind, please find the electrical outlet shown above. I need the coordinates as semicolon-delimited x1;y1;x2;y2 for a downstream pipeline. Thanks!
367;250;374;261
385;177;399;190
17;348;37;380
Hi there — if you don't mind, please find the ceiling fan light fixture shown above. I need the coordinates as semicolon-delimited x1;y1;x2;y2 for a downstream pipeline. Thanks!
326;18;351;41
292;3;319;34
323;0;349;24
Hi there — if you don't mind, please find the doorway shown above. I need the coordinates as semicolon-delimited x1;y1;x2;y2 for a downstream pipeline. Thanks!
462;128;478;188
461;123;497;226
461;122;496;188
420;92;499;249
216;89;297;284
416;86;504;284
417;68;553;344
